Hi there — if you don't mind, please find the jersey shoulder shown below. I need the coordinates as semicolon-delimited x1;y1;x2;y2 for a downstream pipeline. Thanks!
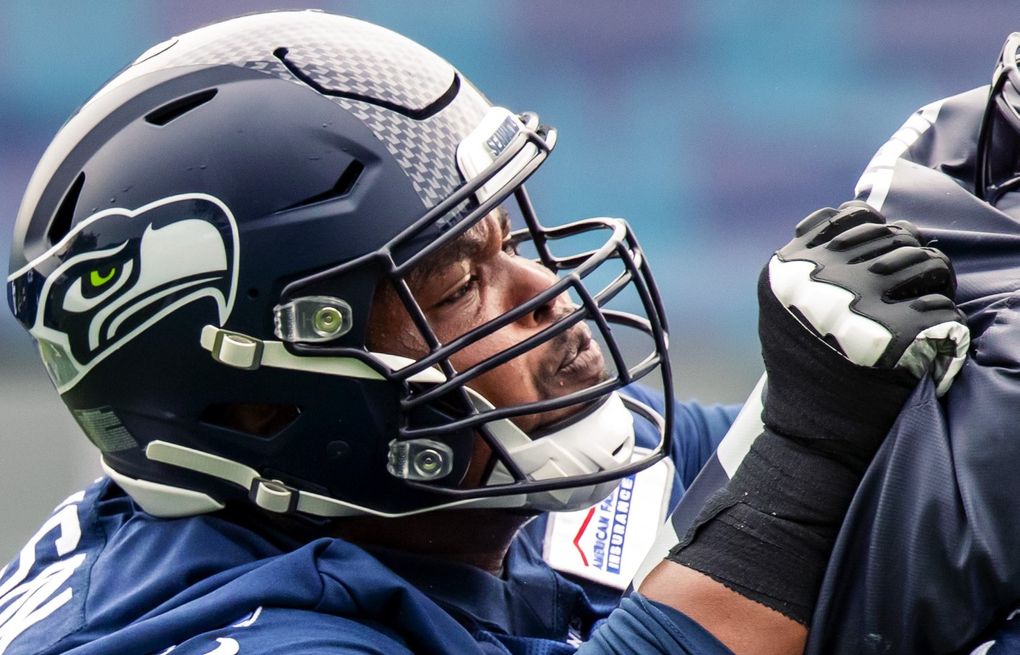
0;479;477;654
156;606;415;655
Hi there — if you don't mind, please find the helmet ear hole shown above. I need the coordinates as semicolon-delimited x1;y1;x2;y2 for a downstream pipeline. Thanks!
200;403;301;438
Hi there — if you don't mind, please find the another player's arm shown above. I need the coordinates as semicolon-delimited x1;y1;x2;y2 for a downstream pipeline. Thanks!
586;202;968;654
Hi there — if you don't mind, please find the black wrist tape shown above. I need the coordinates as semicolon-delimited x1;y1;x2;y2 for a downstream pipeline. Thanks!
667;429;860;625
758;270;917;473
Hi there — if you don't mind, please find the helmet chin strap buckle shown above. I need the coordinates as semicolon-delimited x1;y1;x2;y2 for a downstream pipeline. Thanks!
250;477;300;514
387;439;455;481
274;296;353;343
203;326;265;370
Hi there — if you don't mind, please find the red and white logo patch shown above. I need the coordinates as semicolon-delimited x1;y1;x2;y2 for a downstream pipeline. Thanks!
543;453;673;590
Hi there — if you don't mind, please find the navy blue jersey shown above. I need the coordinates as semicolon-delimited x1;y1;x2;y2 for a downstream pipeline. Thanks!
0;395;737;654
965;610;1020;655
802;87;1020;654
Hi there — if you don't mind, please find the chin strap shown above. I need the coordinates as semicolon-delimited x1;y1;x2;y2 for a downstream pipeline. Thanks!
109;327;645;519
107;441;530;520
107;391;645;520
199;325;445;383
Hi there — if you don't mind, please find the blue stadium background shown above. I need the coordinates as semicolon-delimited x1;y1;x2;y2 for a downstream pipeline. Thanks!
0;1;1012;557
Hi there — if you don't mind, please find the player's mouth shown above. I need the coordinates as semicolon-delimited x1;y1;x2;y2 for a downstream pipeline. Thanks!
511;323;610;433
556;324;606;382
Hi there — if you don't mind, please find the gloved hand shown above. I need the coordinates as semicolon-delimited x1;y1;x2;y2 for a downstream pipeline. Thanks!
669;202;969;624
771;201;967;384
761;200;969;468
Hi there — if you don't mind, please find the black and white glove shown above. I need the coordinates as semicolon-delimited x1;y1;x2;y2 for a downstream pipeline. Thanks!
668;202;969;624
770;200;968;395
762;200;969;467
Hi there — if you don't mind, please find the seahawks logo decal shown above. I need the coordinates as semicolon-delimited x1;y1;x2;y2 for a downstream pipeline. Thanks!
7;194;239;392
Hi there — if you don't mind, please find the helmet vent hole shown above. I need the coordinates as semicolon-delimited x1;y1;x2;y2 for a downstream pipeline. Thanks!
200;403;301;438
331;160;364;197
47;172;85;247
145;89;218;126
280;160;365;210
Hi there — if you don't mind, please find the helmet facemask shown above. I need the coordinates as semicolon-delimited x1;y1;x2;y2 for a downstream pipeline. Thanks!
262;108;676;514
976;32;1020;205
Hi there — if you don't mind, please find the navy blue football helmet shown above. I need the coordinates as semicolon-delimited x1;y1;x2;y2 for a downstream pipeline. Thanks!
976;32;1020;205
7;11;672;518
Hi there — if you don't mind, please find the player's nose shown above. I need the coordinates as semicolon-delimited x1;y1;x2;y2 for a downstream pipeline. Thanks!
506;256;569;327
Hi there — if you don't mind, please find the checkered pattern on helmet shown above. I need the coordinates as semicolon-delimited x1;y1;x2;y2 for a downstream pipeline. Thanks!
118;11;454;110
335;84;489;212
279;41;453;113
92;10;493;211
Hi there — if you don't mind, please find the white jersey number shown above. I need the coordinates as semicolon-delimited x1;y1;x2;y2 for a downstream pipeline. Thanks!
0;492;86;654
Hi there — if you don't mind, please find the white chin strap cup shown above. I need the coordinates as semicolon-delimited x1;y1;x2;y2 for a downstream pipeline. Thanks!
483;391;636;512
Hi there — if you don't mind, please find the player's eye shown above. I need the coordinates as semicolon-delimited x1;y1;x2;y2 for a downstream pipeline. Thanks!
437;275;479;307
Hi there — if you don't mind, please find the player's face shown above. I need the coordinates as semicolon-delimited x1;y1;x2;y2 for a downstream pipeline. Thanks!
368;210;607;432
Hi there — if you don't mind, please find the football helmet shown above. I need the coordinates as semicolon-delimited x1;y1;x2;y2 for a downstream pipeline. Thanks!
976;32;1020;204
7;11;672;518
